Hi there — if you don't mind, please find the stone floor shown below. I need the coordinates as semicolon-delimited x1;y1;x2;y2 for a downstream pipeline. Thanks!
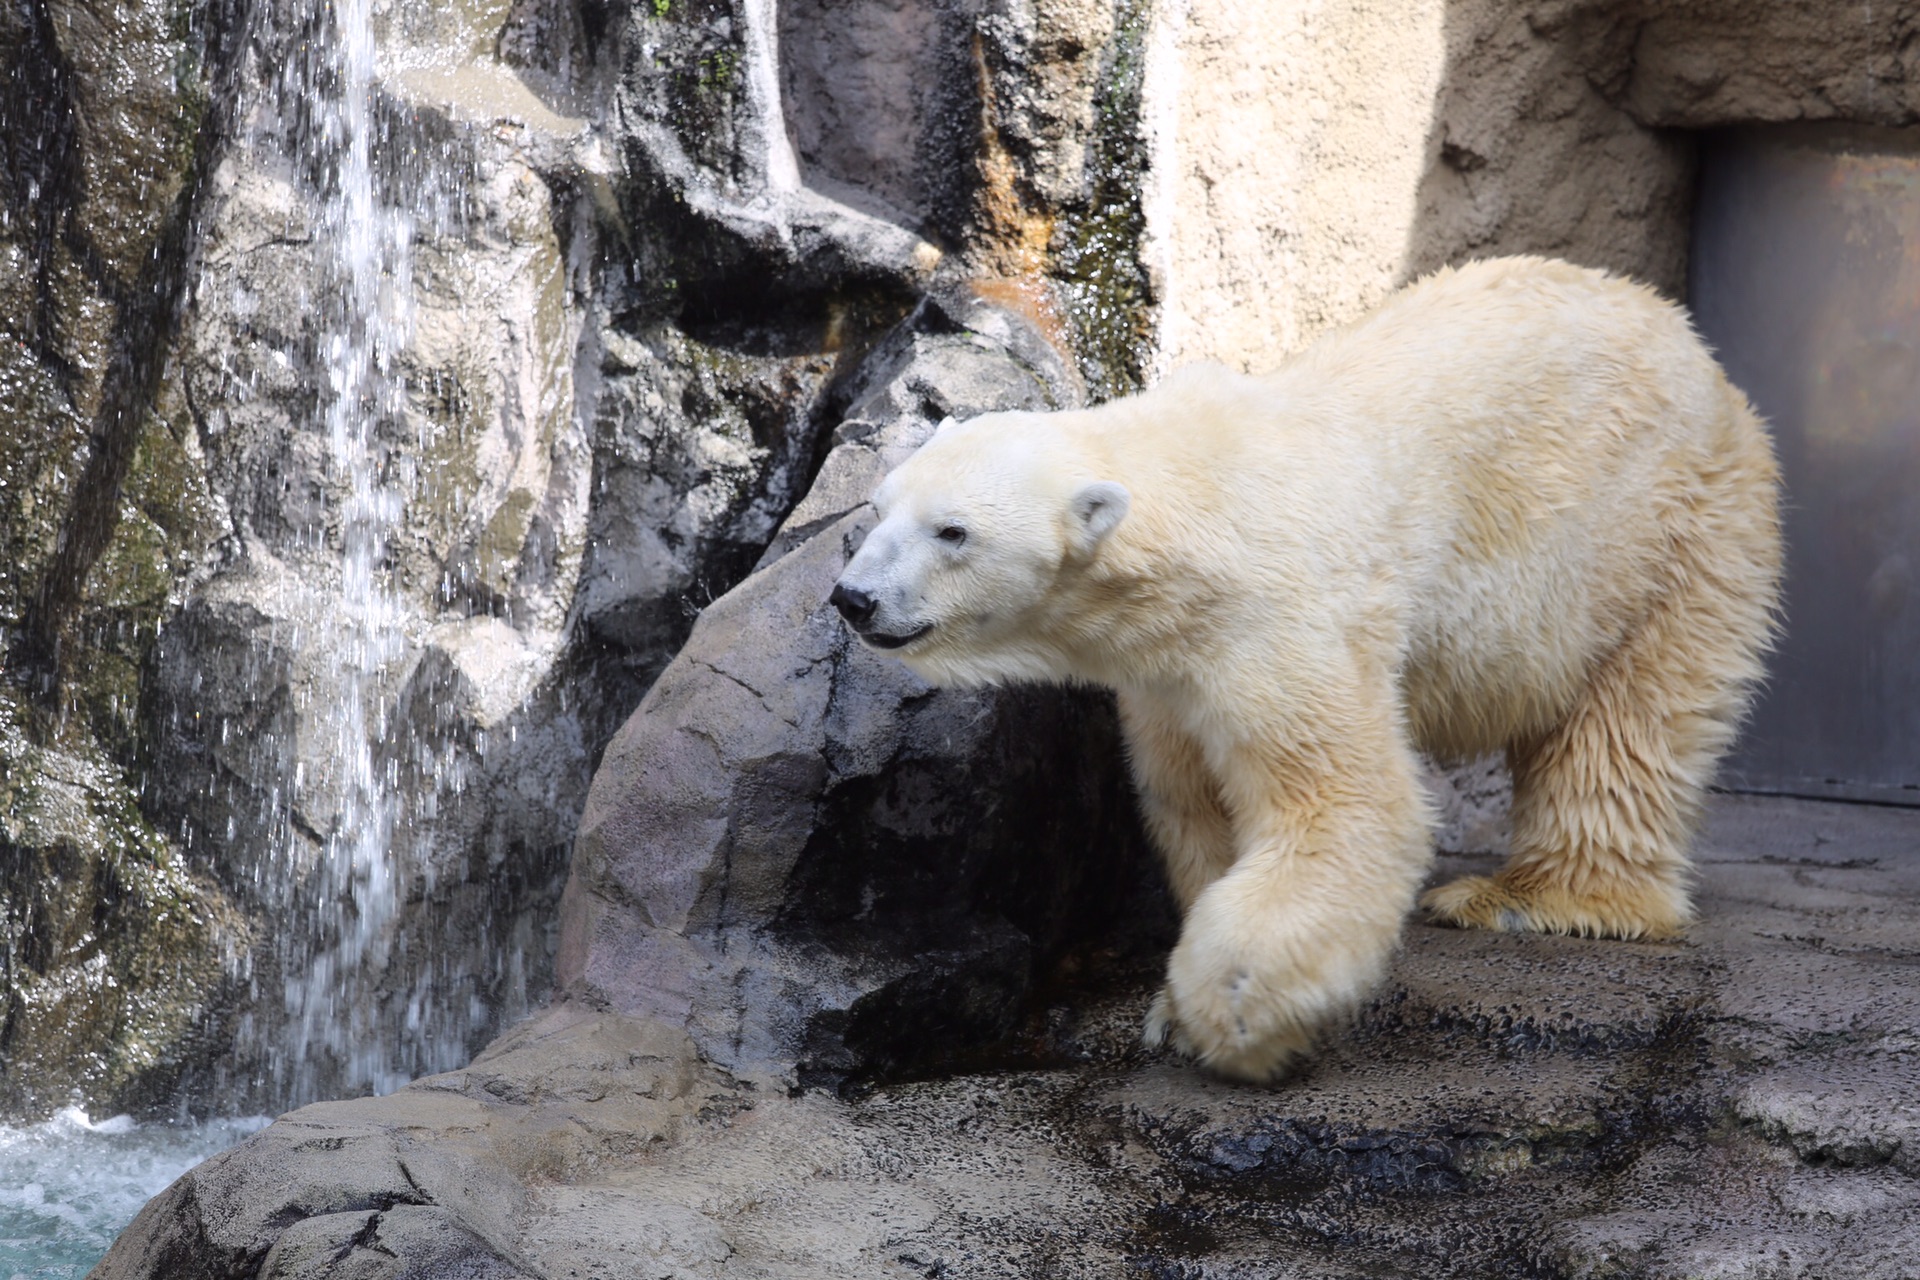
92;794;1920;1279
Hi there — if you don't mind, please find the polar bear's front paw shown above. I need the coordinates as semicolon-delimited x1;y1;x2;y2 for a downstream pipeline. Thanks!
1140;964;1320;1083
1145;864;1405;1081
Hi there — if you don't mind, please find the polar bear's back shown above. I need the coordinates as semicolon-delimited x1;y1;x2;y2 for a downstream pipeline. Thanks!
1351;260;1775;758
1091;257;1780;761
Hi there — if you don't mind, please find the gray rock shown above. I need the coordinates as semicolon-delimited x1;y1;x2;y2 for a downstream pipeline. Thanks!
975;0;1120;209
117;0;613;1106
576;319;842;688
560;288;1170;1086
1425;754;1513;856
90;1006;722;1280
257;1207;534;1280
778;0;977;230
90;797;1920;1279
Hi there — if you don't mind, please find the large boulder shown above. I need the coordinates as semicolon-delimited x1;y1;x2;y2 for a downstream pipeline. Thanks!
558;288;1171;1086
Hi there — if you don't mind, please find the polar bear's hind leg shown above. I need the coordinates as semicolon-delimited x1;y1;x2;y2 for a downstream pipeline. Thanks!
1423;432;1780;939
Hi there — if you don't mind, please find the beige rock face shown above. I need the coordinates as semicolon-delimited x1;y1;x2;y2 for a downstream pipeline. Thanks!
1145;0;1676;373
1146;0;1920;377
1402;1;1696;295
1144;0;1452;373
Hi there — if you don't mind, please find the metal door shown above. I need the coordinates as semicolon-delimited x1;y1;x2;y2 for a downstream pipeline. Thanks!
1690;125;1920;805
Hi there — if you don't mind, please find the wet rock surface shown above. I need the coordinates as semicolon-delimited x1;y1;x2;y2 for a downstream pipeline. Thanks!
1;0;1161;1118
91;794;1920;1278
0;691;252;1117
0;0;251;1116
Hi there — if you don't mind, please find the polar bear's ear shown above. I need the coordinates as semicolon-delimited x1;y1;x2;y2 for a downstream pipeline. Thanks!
933;416;959;436
1069;481;1130;553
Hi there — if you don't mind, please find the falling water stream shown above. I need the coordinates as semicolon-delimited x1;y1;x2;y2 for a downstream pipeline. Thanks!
280;0;416;1106
3;2;424;1272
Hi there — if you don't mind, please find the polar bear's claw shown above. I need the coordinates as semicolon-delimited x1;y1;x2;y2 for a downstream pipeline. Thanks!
1142;987;1175;1049
1422;874;1548;932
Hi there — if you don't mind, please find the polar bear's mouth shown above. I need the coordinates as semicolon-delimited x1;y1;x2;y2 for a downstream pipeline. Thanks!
862;624;932;650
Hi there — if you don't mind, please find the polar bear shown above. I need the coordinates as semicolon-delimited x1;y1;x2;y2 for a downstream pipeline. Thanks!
830;257;1781;1081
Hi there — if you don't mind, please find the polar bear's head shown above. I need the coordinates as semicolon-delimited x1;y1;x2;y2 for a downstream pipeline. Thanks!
831;412;1130;686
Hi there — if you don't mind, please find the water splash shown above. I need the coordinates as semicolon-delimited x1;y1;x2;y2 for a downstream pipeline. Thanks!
0;1108;268;1277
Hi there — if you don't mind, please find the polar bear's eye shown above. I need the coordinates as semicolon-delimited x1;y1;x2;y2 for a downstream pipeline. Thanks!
935;524;968;547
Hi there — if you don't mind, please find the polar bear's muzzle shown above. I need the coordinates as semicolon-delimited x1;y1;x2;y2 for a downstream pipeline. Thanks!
829;581;933;649
860;623;934;650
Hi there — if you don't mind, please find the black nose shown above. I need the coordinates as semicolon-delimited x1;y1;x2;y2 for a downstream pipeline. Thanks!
830;582;875;626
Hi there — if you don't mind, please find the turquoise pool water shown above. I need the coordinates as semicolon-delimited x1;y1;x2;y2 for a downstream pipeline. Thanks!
0;1108;268;1280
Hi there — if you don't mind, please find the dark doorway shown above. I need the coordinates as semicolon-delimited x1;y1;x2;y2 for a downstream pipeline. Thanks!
1691;125;1920;805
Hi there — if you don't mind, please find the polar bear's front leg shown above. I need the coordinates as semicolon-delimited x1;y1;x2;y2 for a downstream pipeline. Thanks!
1145;727;1434;1081
1118;690;1238;911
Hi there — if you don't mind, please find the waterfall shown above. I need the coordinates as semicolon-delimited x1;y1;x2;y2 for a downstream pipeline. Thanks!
275;0;417;1103
741;0;802;195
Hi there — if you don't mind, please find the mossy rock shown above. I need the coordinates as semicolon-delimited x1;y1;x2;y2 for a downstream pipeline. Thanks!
0;689;251;1119
1047;0;1154;403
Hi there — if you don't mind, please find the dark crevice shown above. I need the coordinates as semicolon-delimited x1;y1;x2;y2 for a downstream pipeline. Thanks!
774;683;1171;1091
2;0;84;394
12;0;255;690
331;1212;384;1265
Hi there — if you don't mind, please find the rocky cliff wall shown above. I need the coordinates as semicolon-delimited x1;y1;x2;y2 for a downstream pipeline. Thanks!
1;0;256;1116
1;0;1161;1116
5;0;1918;1127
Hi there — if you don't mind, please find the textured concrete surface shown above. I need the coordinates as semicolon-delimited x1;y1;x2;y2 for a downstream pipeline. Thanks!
92;793;1920;1278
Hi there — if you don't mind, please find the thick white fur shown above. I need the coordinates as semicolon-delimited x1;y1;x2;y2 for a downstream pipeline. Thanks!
836;257;1782;1081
